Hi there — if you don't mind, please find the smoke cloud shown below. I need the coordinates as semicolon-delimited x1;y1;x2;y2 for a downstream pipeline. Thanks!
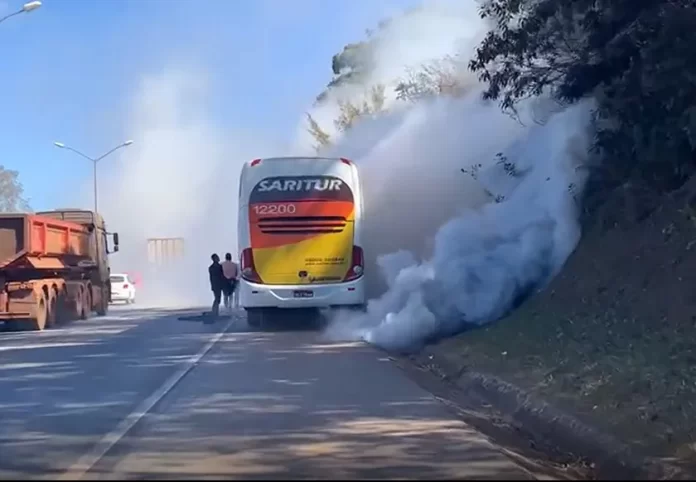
94;0;595;355
99;68;281;308
305;1;595;352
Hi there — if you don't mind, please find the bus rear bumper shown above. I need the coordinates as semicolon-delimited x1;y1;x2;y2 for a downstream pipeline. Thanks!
238;278;365;309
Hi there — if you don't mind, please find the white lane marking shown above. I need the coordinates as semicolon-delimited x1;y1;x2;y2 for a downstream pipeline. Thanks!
58;318;233;480
0;342;96;352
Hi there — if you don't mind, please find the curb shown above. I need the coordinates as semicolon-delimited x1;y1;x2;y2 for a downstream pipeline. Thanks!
414;346;686;480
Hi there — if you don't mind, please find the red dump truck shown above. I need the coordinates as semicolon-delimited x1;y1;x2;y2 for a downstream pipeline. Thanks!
0;209;119;330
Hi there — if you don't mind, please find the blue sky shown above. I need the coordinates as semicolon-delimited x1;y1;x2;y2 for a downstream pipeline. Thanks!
0;0;420;212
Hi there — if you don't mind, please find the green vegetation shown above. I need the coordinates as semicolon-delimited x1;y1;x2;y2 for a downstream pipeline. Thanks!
306;55;465;151
469;0;696;221
395;56;470;102
306;84;388;153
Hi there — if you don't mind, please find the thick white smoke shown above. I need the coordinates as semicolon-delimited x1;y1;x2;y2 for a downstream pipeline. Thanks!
98;68;282;308
305;0;595;351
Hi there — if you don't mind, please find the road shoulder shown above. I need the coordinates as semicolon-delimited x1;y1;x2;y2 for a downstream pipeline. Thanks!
396;347;688;480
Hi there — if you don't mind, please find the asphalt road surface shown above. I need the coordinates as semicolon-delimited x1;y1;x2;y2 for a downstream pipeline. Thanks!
0;305;536;480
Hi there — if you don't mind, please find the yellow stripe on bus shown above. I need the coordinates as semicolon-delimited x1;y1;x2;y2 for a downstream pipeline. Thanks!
253;224;354;285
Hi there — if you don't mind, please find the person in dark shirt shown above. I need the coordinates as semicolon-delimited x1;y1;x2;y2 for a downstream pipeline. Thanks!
208;253;225;319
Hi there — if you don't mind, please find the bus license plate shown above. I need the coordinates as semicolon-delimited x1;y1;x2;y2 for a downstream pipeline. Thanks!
293;290;314;298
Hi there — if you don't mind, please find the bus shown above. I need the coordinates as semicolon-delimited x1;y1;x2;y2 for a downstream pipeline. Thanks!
237;156;366;327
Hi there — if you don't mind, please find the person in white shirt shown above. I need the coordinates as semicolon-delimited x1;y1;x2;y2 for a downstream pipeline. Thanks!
221;252;239;311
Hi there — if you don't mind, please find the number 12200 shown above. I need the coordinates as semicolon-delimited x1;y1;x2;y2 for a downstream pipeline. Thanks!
253;204;297;215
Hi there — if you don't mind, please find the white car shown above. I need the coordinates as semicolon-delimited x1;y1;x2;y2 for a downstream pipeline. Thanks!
110;273;136;304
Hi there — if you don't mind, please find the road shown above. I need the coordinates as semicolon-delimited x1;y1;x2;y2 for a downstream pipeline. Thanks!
0;306;536;480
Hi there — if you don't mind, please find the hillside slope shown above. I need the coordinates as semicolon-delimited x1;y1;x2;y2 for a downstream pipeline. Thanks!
427;176;696;466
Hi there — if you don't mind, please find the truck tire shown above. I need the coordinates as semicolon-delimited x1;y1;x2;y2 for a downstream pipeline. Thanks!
80;286;92;320
55;289;69;324
46;287;58;328
73;289;84;320
31;293;48;331
96;286;109;316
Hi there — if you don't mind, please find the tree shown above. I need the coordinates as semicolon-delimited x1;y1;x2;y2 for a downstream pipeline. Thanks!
306;113;331;152
395;56;470;102
469;0;696;214
0;166;30;212
334;84;386;133
306;84;387;150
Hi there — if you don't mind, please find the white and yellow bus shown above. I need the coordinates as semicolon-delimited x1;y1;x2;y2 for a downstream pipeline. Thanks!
237;156;366;327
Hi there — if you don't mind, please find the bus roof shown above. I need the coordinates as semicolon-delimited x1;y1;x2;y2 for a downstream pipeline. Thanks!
239;156;360;203
247;156;354;165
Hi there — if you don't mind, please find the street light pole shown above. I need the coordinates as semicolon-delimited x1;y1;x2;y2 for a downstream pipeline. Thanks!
54;140;134;214
0;1;42;25
93;158;97;218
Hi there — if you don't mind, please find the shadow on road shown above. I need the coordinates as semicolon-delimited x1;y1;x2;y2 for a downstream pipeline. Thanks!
0;306;231;477
0;305;211;334
83;331;533;480
0;307;534;479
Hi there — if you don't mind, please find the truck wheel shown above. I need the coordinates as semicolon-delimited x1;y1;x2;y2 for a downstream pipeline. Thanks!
96;287;109;316
80;287;92;320
55;289;69;323
46;287;58;328
73;289;84;320
32;293;48;331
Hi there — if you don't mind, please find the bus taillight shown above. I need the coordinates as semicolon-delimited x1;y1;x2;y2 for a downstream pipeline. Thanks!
343;246;364;282
241;248;262;283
